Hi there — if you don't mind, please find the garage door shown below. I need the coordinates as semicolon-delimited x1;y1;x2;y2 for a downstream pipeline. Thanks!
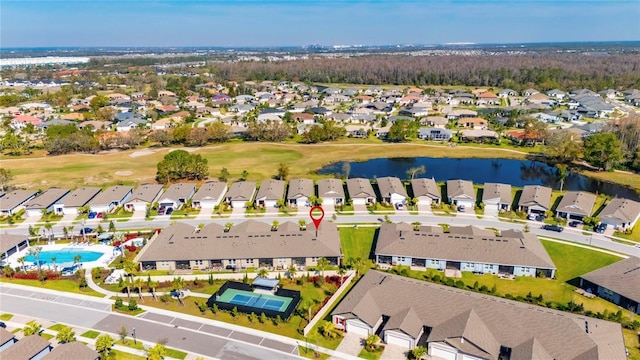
346;321;370;336
430;347;456;360
385;332;412;348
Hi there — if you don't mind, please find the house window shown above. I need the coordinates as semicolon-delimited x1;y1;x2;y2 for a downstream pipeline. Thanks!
160;261;170;267
431;260;439;264
228;259;236;265
311;257;319;262
195;260;203;266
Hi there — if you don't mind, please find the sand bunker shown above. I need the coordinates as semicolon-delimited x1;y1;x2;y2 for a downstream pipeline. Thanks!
115;171;133;176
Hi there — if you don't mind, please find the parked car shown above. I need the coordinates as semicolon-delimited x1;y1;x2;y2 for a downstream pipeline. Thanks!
396;203;404;210
87;211;97;219
457;205;466;212
535;215;545;222
166;207;174;215
569;221;581;228
80;227;93;235
96;212;103;219
0;321;6;328
527;213;536;220
542;224;564;232
596;223;607;234
158;206;166;215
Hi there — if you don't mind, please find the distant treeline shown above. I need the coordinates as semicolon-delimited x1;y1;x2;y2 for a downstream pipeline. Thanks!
209;54;640;91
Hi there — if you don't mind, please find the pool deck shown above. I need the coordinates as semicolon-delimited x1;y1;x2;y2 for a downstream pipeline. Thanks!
4;243;120;270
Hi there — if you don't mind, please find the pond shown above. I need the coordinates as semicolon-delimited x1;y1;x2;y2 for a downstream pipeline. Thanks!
317;157;640;201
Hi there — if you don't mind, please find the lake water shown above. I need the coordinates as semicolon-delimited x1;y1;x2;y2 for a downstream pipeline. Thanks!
317;157;640;201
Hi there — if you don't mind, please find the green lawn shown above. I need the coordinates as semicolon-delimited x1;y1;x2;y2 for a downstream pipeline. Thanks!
613;222;640;243
0;314;13;321
80;330;100;339
48;324;68;331
0;278;105;297
111;349;146;360
358;346;384;360
298;346;330;360
541;240;621;282
339;226;377;261
623;328;640;360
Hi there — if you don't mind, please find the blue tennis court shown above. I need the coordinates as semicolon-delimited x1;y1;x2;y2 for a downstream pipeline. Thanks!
229;293;286;311
217;288;292;312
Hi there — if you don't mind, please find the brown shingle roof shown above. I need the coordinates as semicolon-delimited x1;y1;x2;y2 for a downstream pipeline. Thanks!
346;178;375;198
192;181;227;202
256;180;286;201
410;178;441;200
57;187;101;208
138;220;341;262
555;191;596;217
580;256;640;303
331;271;626;360
317;179;345;199
24;188;70;211
287;179;315;200
43;342;99;360
599;198;640;224
0;190;38;211
376;177;407;198
518;185;552;209
226;182;256;202
482;183;512;204
1;335;51;359
375;223;556;269
446;179;474;200
127;184;164;203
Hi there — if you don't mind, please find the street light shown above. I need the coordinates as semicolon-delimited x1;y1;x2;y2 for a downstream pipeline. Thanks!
132;327;136;344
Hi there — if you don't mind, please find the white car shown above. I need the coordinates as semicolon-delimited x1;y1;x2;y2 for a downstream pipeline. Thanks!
396;203;405;210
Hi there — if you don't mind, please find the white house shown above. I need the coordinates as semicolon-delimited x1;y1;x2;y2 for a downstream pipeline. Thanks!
317;178;345;206
124;184;164;212
157;183;196;210
598;198;640;230
89;186;133;213
54;187;102;215
225;182;256;209
482;183;512;212
192;181;227;209
346;178;376;205
446;179;475;209
255;180;286;208
376;177;407;205
410;178;441;206
24;188;70;217
286;179;315;207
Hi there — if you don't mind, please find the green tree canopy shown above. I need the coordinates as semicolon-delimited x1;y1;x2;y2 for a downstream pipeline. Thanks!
156;150;208;184
583;133;623;171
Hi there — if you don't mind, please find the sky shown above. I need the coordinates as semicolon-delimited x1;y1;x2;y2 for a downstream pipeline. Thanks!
1;0;639;48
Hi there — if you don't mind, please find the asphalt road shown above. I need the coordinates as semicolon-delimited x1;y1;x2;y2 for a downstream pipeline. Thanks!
0;287;300;360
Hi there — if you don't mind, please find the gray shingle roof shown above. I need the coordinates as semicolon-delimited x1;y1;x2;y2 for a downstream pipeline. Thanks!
160;183;195;203
89;186;133;206
256;180;286;201
375;223;556;269
518;185;552;209
598;198;640;224
57;187;101;207
287;179;315;200
138;220;341;262
192;181;227;202
446;179;475;200
43;342;99;360
482;183;512;204
376;177;407;199
1;335;51;360
0;190;38;211
317;178;345;199
331;271;626;360
127;184;164;203
346;178;375;198
24;188;70;211
0;234;28;254
580;256;640;304
410;178;440;200
226;182;256;202
555;191;596;217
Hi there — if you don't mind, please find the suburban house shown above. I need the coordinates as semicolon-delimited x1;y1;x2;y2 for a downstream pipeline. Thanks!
331;270;626;358
0;234;29;263
0;327;18;352
598;198;640;230
579;257;640;315
53;187;101;215
88;186;133;213
375;223;556;277
317;178;345;206
157;183;196;210
482;183;512;211
192;181;227;209
136;220;342;271
1;335;52;360
0;190;38;216
124;184;164;212
43;342;100;360
555;191;596;220
410;178;441;206
225;182;256;209
347;178;376;205
446;179;475;209
376;177;407;205
255;180;286;208
418;128;453;141
23;188;70;217
518;185;552;215
459;129;499;142
286;179;315;207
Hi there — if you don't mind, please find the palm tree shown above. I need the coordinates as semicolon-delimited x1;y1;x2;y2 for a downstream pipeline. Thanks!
411;346;427;360
43;222;53;242
23;320;42;336
73;254;82;267
124;276;132;300
224;222;233;232
133;277;145;301
365;334;380;351
287;264;297;280
148;279;159;300
172;277;185;305
147;343;168;360
51;257;57;273
27;246;43;273
62;226;69;240
55;325;75;343
95;334;114;359
271;220;279;231
298;219;307;230
258;268;269;278
18;256;27;273
317;257;330;279
337;267;347;287
556;164;568;192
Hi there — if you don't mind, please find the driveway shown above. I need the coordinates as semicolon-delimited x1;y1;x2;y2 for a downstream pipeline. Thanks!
195;208;213;220
417;203;432;215
484;206;499;218
380;344;408;360
335;333;363;357
353;203;368;214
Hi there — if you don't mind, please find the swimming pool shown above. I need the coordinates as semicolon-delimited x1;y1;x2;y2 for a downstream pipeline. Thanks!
25;248;104;265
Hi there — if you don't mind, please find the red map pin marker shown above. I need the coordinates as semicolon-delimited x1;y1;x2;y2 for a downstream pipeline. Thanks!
309;206;324;233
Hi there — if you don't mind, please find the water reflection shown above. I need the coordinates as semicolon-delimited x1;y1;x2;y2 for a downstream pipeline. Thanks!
317;157;639;201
